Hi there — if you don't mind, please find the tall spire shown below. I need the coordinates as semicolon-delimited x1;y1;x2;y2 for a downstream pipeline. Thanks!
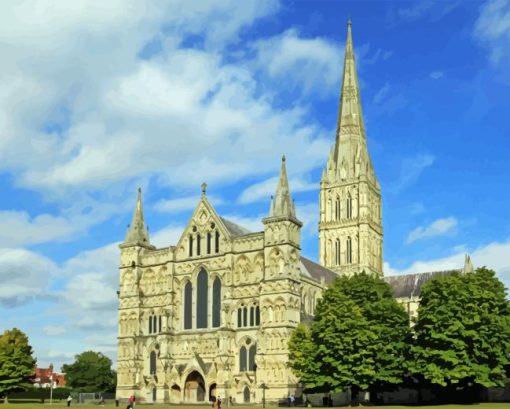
270;155;295;218
333;19;366;166
124;187;150;246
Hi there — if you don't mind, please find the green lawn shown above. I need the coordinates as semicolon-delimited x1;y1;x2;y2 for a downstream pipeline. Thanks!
2;402;510;409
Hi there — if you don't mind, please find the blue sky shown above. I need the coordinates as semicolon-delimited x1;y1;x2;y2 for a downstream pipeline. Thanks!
0;0;509;371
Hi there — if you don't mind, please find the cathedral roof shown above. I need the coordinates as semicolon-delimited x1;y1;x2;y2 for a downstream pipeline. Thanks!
219;217;253;237
384;269;461;299
300;256;338;284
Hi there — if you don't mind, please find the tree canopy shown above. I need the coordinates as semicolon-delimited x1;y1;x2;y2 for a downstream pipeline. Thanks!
0;328;37;400
289;272;410;396
410;267;510;389
62;351;116;392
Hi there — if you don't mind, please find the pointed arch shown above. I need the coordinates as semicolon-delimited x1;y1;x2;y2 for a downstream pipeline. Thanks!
347;236;352;264
335;238;340;265
347;193;353;219
239;346;247;372
212;276;221;328
248;344;257;371
150;350;157;375
184;281;192;330
196;269;208;329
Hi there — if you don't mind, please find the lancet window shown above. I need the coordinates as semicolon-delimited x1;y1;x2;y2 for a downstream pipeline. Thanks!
212;277;221;328
237;304;260;328
149;351;157;375
347;236;352;264
184;281;192;330
239;339;257;372
335;239;340;265
347;194;353;219
148;314;161;334
196;269;208;329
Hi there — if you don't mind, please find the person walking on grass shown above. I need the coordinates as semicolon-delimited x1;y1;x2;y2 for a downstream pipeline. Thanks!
67;395;73;407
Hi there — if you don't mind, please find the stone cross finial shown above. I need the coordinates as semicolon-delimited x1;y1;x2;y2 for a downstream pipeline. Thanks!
201;182;207;195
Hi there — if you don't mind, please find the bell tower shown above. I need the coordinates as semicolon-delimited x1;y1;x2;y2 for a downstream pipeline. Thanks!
319;20;383;276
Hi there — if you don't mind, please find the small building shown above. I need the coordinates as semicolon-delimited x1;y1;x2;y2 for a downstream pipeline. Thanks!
33;364;66;388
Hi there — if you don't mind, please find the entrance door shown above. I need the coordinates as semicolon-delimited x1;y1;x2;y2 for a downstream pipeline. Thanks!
184;371;206;402
209;383;217;402
243;386;250;403
152;387;157;402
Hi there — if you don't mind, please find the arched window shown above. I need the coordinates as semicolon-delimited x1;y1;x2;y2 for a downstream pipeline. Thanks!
255;306;260;326
212;277;221;328
347;237;352;264
159;315;162;333
150;351;157;375
152;315;158;333
347;194;352;219
248;345;257;371
335;239;340;265
189;234;193;257
215;231;220;253
196;269;208;329
250;307;254;326
197;234;201;256
184;282;193;329
207;232;212;254
243;307;248;327
237;308;242;327
149;315;153;334
239;346;247;372
335;197;340;220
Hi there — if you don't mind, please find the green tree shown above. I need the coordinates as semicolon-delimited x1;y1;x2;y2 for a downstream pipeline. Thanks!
410;267;510;393
62;351;116;392
0;328;37;402
289;273;410;400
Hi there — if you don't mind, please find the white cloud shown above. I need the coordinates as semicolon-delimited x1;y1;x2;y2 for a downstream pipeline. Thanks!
2;0;330;200
154;195;224;213
151;225;186;248
430;71;444;79
406;216;458;244
389;154;435;192
238;176;317;204
253;29;341;95
474;0;510;67
0;248;57;307
385;238;510;293
373;83;391;105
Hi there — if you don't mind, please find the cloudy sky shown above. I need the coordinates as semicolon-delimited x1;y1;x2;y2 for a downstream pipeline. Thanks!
0;0;509;371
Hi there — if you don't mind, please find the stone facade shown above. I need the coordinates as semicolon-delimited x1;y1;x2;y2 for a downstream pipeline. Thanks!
116;161;326;404
318;21;383;277
115;21;470;404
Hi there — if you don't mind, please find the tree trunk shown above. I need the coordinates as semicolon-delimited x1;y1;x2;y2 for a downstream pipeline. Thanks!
350;385;359;406
4;394;8;404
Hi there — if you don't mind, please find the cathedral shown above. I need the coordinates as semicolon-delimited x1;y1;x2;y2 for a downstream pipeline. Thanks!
115;21;470;404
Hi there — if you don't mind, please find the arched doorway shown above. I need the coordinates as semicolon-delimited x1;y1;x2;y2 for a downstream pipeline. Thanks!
243;386;250;403
209;383;217;402
184;371;206;402
152;387;157;402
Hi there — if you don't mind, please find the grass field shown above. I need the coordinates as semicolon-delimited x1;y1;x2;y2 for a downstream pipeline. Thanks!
2;402;510;409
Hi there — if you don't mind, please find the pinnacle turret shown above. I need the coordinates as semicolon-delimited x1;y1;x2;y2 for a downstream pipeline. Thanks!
270;156;296;218
123;187;150;247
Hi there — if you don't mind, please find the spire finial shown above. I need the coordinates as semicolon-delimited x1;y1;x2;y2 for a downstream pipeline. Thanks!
201;182;207;195
123;188;150;247
463;253;474;274
269;156;295;218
